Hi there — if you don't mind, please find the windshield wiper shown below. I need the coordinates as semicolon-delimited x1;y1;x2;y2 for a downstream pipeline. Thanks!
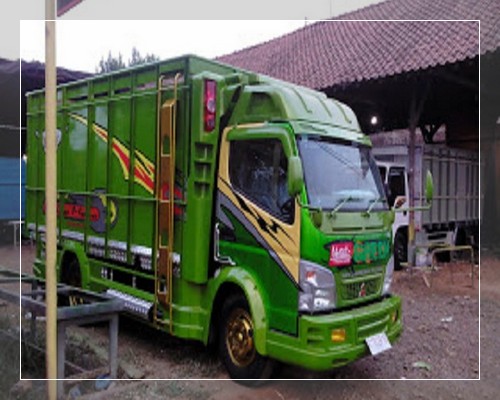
363;197;387;216
330;196;354;217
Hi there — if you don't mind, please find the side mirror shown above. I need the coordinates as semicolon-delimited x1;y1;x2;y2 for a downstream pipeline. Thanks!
288;156;304;197
425;170;434;204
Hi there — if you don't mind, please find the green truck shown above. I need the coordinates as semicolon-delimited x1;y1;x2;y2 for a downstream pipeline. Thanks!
26;55;402;380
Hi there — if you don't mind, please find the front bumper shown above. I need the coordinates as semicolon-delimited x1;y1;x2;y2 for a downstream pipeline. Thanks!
266;295;402;371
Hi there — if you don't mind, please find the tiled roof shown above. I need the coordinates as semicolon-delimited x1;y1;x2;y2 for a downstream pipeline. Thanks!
335;0;499;54
218;0;492;89
19;59;90;86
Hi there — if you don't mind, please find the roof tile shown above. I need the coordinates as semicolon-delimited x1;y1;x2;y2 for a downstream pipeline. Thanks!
218;0;490;89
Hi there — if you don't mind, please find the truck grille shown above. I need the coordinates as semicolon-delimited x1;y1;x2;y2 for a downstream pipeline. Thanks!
342;276;381;301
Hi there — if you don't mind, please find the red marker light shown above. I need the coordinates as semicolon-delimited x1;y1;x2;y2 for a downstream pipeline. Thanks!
204;79;217;132
329;241;353;267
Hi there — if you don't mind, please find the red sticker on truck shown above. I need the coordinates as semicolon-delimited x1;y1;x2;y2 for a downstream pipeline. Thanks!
43;190;118;234
329;241;353;267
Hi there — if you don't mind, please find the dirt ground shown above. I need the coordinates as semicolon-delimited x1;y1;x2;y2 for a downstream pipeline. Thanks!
1;243;498;399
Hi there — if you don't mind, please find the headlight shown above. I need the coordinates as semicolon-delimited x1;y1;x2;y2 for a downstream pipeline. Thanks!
382;255;394;295
298;260;336;312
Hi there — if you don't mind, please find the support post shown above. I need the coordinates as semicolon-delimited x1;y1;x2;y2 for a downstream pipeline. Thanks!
408;82;429;269
45;1;58;399
495;119;500;237
57;323;66;398
408;113;416;269
109;315;119;378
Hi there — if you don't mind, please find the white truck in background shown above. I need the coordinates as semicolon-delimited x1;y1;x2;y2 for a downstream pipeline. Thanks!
373;145;479;269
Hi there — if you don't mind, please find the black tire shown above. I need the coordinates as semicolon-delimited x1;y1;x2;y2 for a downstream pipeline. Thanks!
219;294;274;385
394;230;407;271
59;255;84;306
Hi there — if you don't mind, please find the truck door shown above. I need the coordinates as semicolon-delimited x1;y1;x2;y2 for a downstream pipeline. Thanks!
388;166;409;267
215;124;301;334
387;167;406;209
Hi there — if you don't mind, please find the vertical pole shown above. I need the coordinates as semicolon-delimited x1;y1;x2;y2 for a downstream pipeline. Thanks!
407;81;428;269
408;119;416;269
45;0;58;399
407;85;418;270
57;324;66;397
109;315;119;378
494;138;500;240
495;119;500;240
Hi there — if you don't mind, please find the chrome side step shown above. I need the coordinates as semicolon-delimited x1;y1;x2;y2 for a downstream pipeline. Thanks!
106;289;152;319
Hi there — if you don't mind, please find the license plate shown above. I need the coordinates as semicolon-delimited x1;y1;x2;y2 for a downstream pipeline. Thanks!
365;332;392;355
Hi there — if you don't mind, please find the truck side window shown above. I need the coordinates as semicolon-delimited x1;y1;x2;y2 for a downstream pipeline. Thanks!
387;167;406;207
229;139;294;224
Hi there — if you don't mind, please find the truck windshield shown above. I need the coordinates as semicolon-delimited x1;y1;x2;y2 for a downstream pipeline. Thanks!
297;135;388;212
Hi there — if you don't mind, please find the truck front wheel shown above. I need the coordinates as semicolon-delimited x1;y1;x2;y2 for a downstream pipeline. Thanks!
219;294;274;384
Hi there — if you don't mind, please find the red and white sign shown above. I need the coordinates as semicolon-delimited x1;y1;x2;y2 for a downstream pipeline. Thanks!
329;241;353;267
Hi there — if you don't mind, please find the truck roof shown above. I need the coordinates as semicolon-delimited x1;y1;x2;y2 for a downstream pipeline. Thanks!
27;54;365;142
231;73;363;137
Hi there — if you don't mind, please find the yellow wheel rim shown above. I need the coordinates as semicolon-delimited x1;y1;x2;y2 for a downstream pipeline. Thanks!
225;307;256;367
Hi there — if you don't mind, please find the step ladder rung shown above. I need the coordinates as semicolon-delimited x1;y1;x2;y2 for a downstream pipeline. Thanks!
153;74;181;334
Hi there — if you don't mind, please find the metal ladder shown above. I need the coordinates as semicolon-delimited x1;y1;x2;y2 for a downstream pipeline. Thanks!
154;73;180;331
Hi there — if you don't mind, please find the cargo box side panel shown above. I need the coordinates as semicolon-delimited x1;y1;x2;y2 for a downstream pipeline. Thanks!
130;92;158;261
457;152;468;222
424;147;455;226
106;96;133;254
56;79;160;272
61;107;87;193
422;147;479;227
59;106;88;244
27;60;194;295
83;88;158;267
26;103;41;232
26;93;48;241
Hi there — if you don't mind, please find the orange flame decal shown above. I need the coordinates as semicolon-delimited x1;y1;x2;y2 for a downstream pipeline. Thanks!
69;113;155;194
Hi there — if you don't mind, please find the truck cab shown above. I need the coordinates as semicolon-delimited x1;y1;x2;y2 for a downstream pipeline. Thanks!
210;74;401;377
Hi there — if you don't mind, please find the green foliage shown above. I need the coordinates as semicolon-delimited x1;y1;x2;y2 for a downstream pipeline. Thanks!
96;47;160;73
96;51;125;74
129;47;160;67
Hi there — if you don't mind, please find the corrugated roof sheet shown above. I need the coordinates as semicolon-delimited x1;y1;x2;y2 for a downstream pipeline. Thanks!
218;0;491;89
